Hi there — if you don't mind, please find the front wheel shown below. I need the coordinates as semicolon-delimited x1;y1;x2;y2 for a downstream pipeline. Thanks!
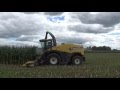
47;53;61;65
71;56;83;65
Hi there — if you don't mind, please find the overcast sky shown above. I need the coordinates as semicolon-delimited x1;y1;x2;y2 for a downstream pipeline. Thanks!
0;12;120;50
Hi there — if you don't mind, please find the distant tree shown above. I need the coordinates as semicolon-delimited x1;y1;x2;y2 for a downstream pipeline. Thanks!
91;46;111;51
113;49;118;51
86;46;92;50
92;46;97;50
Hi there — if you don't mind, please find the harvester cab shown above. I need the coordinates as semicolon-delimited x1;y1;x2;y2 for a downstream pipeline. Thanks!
39;31;56;50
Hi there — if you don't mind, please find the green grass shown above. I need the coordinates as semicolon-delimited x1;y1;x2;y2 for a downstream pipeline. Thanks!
0;53;120;78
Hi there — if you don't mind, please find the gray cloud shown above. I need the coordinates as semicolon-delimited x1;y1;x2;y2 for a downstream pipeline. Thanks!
44;12;63;15
16;35;39;41
0;12;45;38
0;38;40;47
56;36;91;45
68;24;113;34
77;12;120;27
0;12;120;49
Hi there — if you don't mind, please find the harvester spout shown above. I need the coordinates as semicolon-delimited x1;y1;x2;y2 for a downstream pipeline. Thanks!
45;31;57;46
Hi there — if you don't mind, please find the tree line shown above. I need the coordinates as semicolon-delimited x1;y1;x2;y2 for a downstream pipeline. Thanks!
86;46;120;53
86;46;111;51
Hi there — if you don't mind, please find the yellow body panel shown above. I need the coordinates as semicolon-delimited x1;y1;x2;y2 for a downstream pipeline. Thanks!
48;44;84;55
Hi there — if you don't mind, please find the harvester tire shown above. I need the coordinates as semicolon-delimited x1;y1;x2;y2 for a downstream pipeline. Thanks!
47;53;61;65
71;56;83;65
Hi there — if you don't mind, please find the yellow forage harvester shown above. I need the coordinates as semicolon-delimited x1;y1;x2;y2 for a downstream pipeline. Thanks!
23;31;85;67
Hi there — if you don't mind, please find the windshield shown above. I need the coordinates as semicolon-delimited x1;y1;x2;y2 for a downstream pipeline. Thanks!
40;42;45;48
40;40;53;49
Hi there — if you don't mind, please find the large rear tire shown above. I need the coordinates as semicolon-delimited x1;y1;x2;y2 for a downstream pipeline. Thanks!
47;53;61;65
71;56;83;65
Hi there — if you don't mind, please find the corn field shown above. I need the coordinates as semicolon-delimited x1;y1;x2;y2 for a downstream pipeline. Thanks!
0;52;120;78
0;46;120;78
0;46;37;65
